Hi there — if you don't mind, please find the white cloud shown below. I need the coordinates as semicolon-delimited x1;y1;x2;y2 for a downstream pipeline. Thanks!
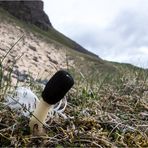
43;0;148;68
139;47;148;54
44;0;142;29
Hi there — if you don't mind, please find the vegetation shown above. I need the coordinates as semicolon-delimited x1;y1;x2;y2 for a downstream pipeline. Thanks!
0;38;148;147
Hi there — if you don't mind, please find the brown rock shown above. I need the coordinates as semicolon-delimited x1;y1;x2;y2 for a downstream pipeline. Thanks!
0;0;52;30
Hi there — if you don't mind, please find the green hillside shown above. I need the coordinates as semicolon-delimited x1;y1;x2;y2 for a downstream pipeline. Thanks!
0;7;118;76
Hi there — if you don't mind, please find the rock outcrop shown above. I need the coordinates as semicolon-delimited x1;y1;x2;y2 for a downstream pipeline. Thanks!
0;0;52;30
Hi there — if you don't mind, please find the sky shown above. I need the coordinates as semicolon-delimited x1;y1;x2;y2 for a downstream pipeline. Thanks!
43;0;148;68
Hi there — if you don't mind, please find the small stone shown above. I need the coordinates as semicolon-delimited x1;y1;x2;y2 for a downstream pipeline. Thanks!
29;45;37;51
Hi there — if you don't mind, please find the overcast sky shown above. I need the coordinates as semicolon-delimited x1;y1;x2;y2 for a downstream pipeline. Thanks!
43;0;148;68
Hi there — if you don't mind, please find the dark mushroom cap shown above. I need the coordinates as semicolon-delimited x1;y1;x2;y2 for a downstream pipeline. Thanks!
42;70;74;105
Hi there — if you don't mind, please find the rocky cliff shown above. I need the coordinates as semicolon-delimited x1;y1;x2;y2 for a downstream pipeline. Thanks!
0;0;52;30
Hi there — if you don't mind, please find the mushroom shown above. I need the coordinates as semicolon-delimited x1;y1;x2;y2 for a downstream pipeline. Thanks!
29;70;74;135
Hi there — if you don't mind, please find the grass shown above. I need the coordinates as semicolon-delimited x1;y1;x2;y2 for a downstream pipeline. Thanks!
0;38;148;147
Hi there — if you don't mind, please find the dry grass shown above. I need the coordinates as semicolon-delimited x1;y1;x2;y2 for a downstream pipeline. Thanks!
0;51;148;147
0;37;148;147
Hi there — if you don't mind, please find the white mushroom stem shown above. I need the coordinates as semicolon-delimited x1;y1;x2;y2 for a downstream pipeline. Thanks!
29;99;53;134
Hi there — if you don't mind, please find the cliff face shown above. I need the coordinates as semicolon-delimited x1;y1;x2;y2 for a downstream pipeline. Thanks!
0;0;52;30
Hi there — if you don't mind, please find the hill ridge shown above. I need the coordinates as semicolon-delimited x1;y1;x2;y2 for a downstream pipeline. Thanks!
0;0;98;58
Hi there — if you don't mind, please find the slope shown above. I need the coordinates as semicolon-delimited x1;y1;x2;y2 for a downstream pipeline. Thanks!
0;7;117;82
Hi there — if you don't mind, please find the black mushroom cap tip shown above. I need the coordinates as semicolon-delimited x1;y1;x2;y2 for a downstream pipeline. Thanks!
42;70;74;105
